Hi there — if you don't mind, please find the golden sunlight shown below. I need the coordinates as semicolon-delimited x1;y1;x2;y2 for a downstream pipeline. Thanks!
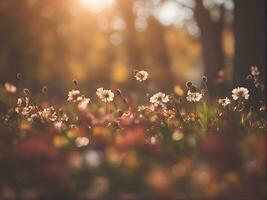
80;0;114;13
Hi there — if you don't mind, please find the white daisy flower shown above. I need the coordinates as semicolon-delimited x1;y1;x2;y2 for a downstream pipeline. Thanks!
251;66;260;76
121;111;134;119
15;97;30;114
78;98;90;110
60;113;69;122
218;97;231;107
134;70;148;82
137;105;147;112
17;98;23;107
16;97;29;108
67;90;83;102
54;121;63;130
21;106;33;117
96;88;104;98
163;109;175;119
153;103;167;111
96;88;114;102
186;90;203;102
4;82;17;93
28;113;40;122
232;87;249;100
39;106;57;122
150;92;169;105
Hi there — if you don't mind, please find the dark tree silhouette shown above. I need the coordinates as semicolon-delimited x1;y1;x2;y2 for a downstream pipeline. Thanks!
116;0;141;67
144;17;174;90
116;0;174;90
233;0;266;86
194;0;225;95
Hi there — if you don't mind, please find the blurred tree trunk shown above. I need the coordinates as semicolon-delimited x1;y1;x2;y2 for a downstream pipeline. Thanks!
117;0;174;90
194;0;225;96
233;0;266;86
116;0;141;67
0;1;24;83
145;17;174;90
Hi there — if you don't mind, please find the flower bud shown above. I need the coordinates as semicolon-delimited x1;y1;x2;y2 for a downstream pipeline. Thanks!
116;89;122;96
189;85;197;92
186;81;193;88
16;73;22;79
72;79;78;85
202;76;208;83
23;88;31;96
42;86;48;94
133;70;138;75
246;75;252;80
123;98;128;104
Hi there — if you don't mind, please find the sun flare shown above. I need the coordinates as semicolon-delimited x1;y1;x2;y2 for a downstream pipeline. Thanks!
80;0;114;13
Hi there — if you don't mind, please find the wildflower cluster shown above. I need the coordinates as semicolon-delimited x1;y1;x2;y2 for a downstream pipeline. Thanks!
0;68;266;199
248;65;264;90
185;81;204;102
13;90;69;126
68;89;90;110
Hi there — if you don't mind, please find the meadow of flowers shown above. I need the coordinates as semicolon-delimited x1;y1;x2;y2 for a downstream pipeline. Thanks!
0;66;266;199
